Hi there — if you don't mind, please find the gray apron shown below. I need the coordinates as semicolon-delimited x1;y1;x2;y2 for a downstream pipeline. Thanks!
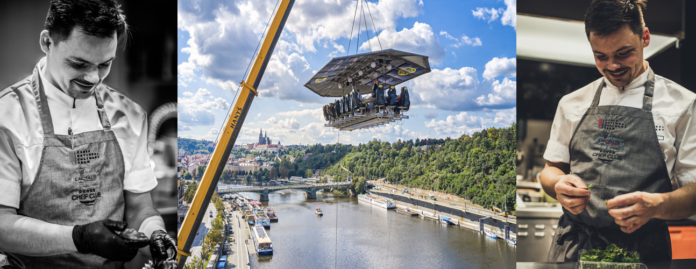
547;69;673;263
9;67;126;268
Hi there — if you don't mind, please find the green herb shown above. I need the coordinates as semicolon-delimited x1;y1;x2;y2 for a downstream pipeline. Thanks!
580;244;640;263
588;184;594;188
604;199;608;206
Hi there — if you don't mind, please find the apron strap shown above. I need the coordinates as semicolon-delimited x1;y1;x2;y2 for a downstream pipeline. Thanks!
31;66;55;136
642;69;656;113
93;90;112;130
590;80;605;108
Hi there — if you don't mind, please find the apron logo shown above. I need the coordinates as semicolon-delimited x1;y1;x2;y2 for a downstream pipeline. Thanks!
72;169;101;206
593;135;624;163
655;125;664;132
595;136;624;148
74;149;100;164
598;119;626;130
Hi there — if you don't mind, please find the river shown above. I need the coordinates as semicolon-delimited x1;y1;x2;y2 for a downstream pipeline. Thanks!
226;187;516;269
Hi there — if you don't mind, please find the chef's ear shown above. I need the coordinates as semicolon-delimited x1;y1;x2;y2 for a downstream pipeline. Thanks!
40;30;52;54
642;27;651;48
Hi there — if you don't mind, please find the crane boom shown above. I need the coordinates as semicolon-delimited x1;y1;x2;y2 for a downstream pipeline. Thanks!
176;0;295;267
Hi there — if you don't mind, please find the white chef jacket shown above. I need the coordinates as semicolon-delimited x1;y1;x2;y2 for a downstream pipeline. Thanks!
544;63;696;190
0;57;157;209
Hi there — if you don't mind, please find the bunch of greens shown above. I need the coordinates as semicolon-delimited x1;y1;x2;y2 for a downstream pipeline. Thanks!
580;244;640;263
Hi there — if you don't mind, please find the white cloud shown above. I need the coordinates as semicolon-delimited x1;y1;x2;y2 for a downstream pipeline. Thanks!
501;0;517;28
482;57;516;79
360;22;445;64
439;31;482;47
286;0;423;52
277;108;325;121
178;88;231;128
472;0;516;28
479;77;516;106
440;31;456;40
424;108;516;136
255;40;324;103
472;8;501;23
424;110;438;120
409;67;480;111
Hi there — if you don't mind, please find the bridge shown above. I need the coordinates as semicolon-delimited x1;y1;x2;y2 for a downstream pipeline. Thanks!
217;182;353;201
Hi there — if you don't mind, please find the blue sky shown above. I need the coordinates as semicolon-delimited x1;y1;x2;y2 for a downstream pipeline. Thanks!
178;0;516;145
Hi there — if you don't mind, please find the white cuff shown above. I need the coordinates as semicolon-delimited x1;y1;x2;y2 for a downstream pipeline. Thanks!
138;215;166;238
543;139;570;163
124;167;158;193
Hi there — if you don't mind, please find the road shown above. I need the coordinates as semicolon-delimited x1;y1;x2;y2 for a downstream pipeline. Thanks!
223;202;250;269
371;182;516;223
185;202;217;267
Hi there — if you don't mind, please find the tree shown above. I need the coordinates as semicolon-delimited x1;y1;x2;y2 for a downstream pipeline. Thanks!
184;171;192;180
184;256;204;269
221;170;232;182
305;169;313;178
184;182;198;203
270;167;277;180
197;165;207;178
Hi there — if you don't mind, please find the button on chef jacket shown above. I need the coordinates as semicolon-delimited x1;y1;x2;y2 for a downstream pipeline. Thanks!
0;57;157;209
544;63;696;190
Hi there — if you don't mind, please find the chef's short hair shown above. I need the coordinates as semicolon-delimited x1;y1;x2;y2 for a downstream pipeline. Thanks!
45;0;128;45
585;0;647;39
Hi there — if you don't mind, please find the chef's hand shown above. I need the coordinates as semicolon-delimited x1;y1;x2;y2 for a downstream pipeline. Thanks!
72;219;139;261
150;230;176;268
607;191;663;234
555;175;591;215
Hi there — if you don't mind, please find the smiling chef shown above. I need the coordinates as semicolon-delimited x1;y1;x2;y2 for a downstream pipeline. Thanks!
0;0;174;268
540;0;696;263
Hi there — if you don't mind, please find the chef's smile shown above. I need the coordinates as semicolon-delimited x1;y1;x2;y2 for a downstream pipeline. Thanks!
606;68;629;80
73;79;95;92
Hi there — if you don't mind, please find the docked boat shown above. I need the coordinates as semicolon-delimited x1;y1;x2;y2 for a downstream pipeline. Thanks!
315;207;323;216
439;216;456;225
358;194;396;209
396;207;418;216
484;229;499;239
251;224;273;255
266;208;278;222
506;238;516;246
257;216;271;229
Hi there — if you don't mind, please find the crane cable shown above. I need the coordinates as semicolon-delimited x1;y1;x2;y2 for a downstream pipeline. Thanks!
364;0;382;50
346;0;382;55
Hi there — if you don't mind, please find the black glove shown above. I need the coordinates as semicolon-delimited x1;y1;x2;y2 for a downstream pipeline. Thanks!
150;230;176;268
72;219;139;261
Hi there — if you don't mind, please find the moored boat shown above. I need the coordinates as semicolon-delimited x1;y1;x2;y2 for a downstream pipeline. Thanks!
251;224;273;255
484;229;499;239
358;194;396;209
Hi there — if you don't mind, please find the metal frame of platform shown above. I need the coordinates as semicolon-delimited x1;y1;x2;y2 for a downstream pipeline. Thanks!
325;106;408;131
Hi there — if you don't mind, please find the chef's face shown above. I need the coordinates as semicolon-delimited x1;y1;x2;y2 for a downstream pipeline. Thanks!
589;24;650;88
42;26;117;99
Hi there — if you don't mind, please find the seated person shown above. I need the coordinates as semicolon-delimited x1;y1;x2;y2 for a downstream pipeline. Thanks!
329;103;336;119
399;86;410;111
374;84;386;106
387;85;398;106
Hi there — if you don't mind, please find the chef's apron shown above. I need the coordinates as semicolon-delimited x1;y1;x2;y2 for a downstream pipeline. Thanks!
10;67;126;269
547;69;673;263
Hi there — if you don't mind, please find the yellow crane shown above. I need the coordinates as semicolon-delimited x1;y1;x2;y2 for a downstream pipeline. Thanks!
176;0;295;267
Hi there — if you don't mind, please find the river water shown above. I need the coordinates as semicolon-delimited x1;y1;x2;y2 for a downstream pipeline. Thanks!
230;188;516;269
